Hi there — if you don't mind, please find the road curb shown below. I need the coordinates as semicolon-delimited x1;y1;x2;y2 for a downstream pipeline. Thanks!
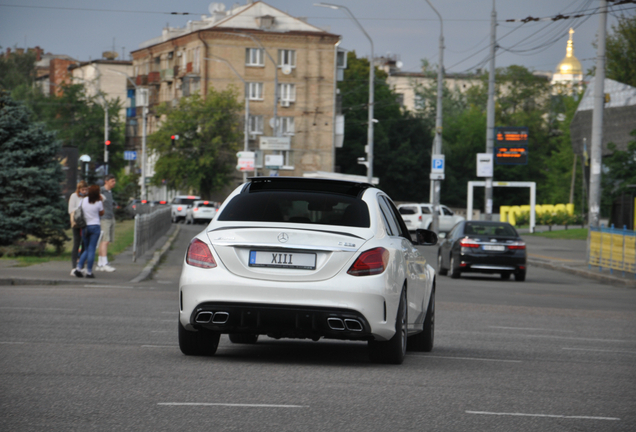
129;225;181;283
0;278;94;286
528;258;636;288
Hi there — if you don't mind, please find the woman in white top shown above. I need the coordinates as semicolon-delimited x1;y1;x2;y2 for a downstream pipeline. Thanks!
73;185;104;278
68;180;88;273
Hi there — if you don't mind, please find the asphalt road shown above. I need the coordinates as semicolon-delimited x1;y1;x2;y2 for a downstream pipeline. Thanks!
1;224;635;431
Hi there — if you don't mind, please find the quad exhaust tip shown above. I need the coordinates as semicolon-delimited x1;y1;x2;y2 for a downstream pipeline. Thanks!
327;317;363;332
194;311;230;324
195;311;213;323
211;311;229;324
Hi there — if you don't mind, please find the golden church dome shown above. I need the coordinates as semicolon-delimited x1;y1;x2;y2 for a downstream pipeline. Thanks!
556;28;582;75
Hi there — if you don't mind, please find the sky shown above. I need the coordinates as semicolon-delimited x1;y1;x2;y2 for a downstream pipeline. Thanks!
1;0;634;77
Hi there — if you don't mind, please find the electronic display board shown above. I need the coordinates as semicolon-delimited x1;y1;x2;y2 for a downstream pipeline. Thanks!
495;127;528;165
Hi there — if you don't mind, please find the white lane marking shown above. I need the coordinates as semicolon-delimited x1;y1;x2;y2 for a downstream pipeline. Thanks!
0;307;74;311
84;285;134;289
157;281;174;285
466;411;620;421
412;354;521;363
525;334;627;343
489;326;574;333
563;347;636;355
158;403;308;408
0;341;26;344
142;345;178;348
150;331;172;333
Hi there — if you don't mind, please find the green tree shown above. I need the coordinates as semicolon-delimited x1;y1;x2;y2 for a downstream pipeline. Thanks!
148;88;243;197
591;15;636;87
601;131;636;213
0;47;37;92
15;83;125;176
0;92;68;250
337;52;432;201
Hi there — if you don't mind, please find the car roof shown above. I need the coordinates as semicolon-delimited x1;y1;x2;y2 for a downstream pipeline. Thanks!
243;177;375;198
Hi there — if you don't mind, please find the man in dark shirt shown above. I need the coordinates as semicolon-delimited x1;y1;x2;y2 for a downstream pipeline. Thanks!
96;174;117;272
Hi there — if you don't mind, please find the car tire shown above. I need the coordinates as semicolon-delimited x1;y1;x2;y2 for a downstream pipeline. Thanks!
437;253;448;276
178;321;220;356
501;272;511;280
229;333;259;344
368;289;407;364
450;255;461;279
515;270;526;282
407;289;434;352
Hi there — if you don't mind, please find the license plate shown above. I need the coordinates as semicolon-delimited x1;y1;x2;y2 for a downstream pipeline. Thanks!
405;220;411;224
249;250;316;270
482;245;505;251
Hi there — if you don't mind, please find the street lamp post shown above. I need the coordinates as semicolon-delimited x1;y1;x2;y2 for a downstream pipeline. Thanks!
425;0;444;233
315;3;374;184
109;69;148;200
204;55;251;182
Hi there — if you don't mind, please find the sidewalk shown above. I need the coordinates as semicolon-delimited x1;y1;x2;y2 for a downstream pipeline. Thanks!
519;226;636;288
0;225;180;286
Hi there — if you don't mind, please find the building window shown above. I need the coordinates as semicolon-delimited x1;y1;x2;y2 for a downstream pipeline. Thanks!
248;82;264;100
414;94;425;109
249;115;264;135
281;117;295;136
279;83;296;103
278;50;296;68
245;48;264;66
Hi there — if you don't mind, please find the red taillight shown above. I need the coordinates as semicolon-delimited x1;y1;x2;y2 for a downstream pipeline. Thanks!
159;200;166;204
186;238;216;269
177;206;182;211
418;215;422;221
459;238;480;248
347;247;390;276
507;242;526;250
193;208;198;212
204;201;209;205
132;205;136;209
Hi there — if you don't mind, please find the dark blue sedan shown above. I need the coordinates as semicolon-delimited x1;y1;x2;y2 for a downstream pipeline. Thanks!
437;221;527;281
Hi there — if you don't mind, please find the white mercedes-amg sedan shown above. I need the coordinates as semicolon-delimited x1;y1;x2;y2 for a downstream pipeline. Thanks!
178;177;438;364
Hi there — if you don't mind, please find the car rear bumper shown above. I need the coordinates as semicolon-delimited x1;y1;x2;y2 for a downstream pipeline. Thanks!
179;266;399;341
459;252;526;273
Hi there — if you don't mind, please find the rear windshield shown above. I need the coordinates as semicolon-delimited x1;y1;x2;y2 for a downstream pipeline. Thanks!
399;206;417;215
196;202;216;208
218;191;370;228
172;198;197;205
465;222;517;237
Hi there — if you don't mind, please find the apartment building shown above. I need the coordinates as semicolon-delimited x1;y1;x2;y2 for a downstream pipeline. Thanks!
129;1;342;197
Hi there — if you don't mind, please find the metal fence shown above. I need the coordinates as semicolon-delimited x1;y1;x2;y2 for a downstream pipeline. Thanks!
133;207;172;262
588;225;636;277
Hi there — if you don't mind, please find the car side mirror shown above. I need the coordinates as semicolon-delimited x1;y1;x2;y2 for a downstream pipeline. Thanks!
415;229;438;246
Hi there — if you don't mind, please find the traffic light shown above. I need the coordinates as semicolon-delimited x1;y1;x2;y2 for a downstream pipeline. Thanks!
105;140;111;146
171;134;179;146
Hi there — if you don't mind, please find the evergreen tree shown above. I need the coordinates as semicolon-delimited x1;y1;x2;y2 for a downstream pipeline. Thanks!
0;92;68;250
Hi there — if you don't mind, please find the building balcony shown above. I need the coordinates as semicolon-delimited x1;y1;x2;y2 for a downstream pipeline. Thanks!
160;68;174;82
148;71;160;84
136;75;148;86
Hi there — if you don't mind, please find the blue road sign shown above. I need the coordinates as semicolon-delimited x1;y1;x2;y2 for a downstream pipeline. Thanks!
124;151;137;161
431;155;445;173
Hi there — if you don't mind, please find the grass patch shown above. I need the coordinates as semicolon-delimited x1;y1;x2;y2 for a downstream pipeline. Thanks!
528;228;588;240
1;219;136;266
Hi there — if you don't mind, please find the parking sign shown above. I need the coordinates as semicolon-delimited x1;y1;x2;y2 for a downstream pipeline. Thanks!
431;155;445;174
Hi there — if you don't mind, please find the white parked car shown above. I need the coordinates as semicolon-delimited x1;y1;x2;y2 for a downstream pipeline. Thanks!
185;200;218;225
178;177;438;364
171;195;200;223
398;203;465;233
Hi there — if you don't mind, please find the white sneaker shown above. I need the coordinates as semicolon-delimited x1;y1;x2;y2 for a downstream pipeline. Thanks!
94;266;103;272
102;264;116;272
70;268;76;276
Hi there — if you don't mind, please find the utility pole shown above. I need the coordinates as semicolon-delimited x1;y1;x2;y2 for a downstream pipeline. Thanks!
589;0;608;228
484;0;497;221
426;0;444;233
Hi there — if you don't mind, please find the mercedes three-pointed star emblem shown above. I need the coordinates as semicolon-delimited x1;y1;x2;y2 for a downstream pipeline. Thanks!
278;232;289;243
